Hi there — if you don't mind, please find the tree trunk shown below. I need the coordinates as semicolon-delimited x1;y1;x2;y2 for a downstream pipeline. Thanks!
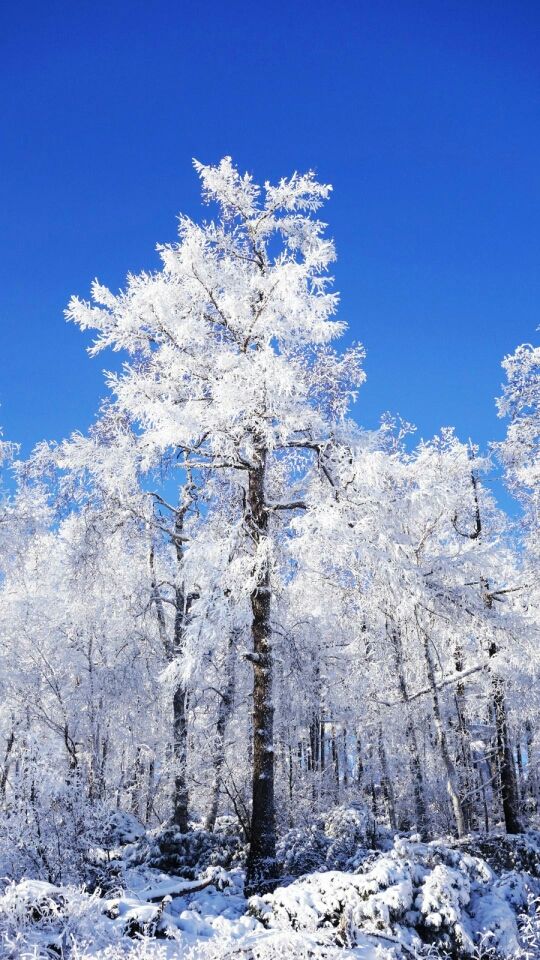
205;632;237;832
452;642;474;831
483;583;522;833
150;535;190;830
130;746;144;820
171;505;195;833
418;616;466;838
342;729;349;789
388;625;428;836
145;756;155;824
286;741;295;825
309;716;320;772
490;656;521;833
355;730;364;787
245;448;277;896
378;724;397;830
456;472;522;835
331;725;340;801
0;726;16;799
172;594;190;831
525;721;538;813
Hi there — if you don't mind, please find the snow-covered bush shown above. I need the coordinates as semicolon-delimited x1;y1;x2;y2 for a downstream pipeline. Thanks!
0;748;150;891
3;837;540;959
461;833;540;880
276;824;332;878
0;764;120;887
276;805;376;879
129;819;245;877
516;894;540;960
102;810;146;847
0;879;116;958
252;835;540;957
323;805;379;870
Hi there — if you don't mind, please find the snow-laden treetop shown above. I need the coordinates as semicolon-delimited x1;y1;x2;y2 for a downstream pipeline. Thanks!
65;158;365;473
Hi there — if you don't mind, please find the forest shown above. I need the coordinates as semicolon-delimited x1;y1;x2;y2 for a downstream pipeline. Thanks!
0;158;539;959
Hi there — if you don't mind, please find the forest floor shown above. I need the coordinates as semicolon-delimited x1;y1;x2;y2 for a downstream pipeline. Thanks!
1;825;539;959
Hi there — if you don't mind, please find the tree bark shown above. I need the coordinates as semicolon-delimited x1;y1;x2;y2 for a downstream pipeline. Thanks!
171;598;190;830
145;756;155;825
452;642;474;831
387;624;428;836
205;632;237;832
483;583;522;833
355;730;364;787
171;503;196;833
525;721;538;813
0;726;16;799
130;746;144;820
378;724;397;830
342;728;349;789
331;725;340;802
245;448;277;896
150;536;190;830
490;655;521;833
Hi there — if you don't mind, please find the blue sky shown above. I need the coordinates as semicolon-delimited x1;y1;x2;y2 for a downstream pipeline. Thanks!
1;1;539;485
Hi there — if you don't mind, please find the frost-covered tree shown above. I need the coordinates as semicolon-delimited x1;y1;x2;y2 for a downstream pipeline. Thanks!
0;488;167;881
287;424;531;838
497;329;540;536
496;326;540;825
62;157;365;893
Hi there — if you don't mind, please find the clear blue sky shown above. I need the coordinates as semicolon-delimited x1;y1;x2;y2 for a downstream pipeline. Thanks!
1;1;539;473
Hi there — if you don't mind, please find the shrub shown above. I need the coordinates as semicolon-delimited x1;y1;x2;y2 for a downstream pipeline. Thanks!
129;819;245;877
276;804;377;879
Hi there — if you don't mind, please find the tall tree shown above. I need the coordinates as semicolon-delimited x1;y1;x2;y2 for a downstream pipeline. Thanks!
63;157;365;893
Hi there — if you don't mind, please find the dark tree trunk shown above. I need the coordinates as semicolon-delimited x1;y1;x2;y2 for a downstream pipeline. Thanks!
355;730;364;787
287;742;295;823
483;583;522;834
525;721;538;812
145;756;155;824
0;726;16;799
245;449;277;896
342;729;349;789
171;505;196;833
378;724;397;830
388;625;428;836
309;716;320;772
491;656;521;833
171;588;193;832
172;684;189;831
331;725;340;801
452;642;474;831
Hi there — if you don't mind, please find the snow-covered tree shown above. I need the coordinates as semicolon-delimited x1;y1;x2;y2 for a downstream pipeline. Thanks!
497;330;540;537
61;157;365;892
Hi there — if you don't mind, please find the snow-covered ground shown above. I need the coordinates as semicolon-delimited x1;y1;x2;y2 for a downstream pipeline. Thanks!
1;833;539;959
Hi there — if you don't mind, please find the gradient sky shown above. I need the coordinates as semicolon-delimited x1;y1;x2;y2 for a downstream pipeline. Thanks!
1;1;539;494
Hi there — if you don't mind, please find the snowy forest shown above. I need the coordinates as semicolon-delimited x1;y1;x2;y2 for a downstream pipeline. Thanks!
0;158;539;959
